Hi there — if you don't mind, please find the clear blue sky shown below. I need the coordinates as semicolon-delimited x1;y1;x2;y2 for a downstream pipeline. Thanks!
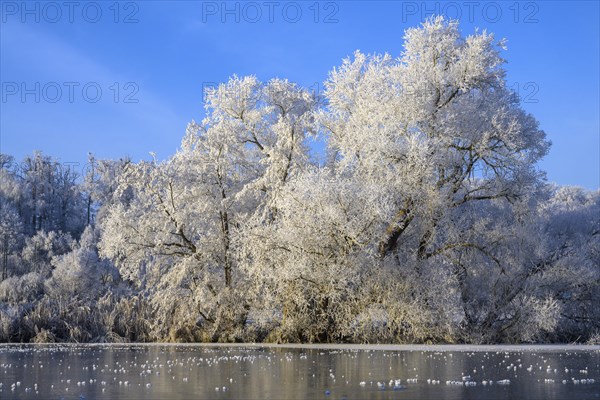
1;1;598;189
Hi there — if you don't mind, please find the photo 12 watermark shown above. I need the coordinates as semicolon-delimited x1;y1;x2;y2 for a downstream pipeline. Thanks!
1;1;140;24
200;1;339;23
509;81;539;104
1;81;140;104
401;1;540;24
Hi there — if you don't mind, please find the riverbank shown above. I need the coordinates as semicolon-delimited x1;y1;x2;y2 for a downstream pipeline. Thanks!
2;342;599;352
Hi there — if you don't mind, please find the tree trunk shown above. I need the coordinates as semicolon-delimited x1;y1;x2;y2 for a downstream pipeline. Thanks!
378;200;413;259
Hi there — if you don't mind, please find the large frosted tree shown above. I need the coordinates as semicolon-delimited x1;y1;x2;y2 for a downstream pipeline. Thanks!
99;77;316;340
244;16;553;342
318;17;549;263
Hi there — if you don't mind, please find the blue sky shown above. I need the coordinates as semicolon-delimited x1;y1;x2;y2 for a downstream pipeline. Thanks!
1;1;598;189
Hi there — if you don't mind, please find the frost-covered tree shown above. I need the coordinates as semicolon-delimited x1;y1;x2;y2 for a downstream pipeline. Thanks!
46;226;118;302
435;186;599;343
532;187;600;341
242;170;378;341
1;155;26;280
32;226;122;342
318;17;549;265
100;76;316;341
240;16;551;342
20;230;75;277
83;154;132;226
17;152;85;235
0;201;23;280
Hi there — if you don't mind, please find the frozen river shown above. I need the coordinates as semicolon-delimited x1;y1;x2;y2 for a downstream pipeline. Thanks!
1;343;599;399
